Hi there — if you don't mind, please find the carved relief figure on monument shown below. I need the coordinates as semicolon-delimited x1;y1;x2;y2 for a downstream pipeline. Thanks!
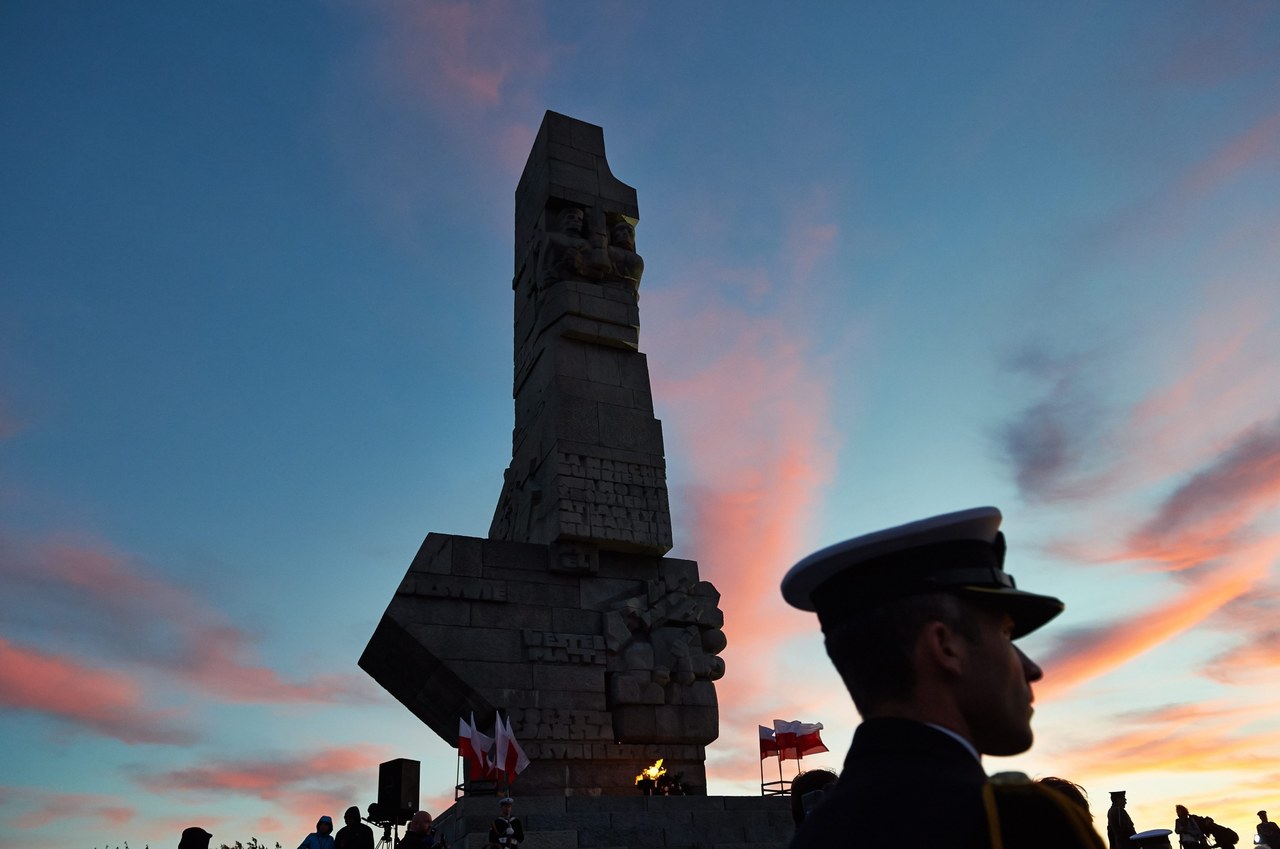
606;217;644;294
604;576;726;743
538;204;593;287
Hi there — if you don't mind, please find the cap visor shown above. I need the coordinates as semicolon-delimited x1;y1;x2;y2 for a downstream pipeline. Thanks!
957;586;1064;638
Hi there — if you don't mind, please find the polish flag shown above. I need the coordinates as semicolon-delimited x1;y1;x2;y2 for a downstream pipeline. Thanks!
759;725;780;760
496;714;530;782
459;713;496;779
772;719;828;760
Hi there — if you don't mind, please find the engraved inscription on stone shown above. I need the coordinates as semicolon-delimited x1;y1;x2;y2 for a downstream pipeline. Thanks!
407;575;508;602
523;630;606;665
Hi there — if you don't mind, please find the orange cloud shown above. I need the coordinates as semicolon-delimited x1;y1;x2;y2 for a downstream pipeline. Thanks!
1124;416;1280;569
0;637;193;744
1036;538;1278;699
1054;700;1280;777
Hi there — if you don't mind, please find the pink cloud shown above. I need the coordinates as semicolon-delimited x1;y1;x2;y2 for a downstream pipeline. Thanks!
1182;109;1280;199
1;787;137;831
0;637;194;744
137;745;387;800
136;745;391;839
377;0;550;112
641;194;844;779
0;537;376;711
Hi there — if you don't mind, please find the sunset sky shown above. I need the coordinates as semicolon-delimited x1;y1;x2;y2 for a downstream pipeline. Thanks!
4;3;1280;847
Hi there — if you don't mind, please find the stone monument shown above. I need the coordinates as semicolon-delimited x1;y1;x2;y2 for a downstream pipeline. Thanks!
361;111;727;797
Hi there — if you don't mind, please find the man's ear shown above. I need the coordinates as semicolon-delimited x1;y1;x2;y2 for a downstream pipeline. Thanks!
918;620;965;677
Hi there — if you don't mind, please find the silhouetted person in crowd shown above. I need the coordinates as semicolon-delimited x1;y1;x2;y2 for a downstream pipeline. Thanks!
790;768;838;826
1175;805;1206;849
1201;817;1238;848
335;806;374;849
179;826;213;849
489;797;523;849
1257;812;1280;848
299;815;335;849
398;811;435;848
781;506;1105;849
1039;777;1092;820
1108;791;1136;849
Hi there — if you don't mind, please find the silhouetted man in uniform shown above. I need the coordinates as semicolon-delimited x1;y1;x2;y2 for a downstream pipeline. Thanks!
489;797;523;849
1109;791;1137;849
782;507;1104;849
1257;812;1280;848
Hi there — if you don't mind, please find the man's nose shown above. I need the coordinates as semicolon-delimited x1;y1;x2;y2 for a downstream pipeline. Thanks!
1016;646;1043;682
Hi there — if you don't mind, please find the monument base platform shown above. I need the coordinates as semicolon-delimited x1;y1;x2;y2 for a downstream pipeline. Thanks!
433;794;793;849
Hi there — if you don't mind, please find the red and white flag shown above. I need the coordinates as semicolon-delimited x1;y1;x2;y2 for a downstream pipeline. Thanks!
496;714;530;782
759;725;780;760
459;713;496;779
772;719;828;760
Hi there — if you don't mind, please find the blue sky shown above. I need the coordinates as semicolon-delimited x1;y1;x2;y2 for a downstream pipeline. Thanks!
3;2;1280;847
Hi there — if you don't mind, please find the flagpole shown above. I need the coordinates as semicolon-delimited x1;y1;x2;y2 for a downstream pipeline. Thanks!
759;752;765;795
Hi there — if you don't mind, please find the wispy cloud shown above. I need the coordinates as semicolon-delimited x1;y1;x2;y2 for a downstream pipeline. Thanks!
0;536;376;717
372;0;551;115
0;787;136;831
0;637;194;744
135;745;391;835
998;348;1112;503
1035;539;1276;699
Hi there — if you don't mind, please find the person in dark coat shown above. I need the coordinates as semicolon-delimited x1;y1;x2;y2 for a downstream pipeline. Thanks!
335;806;374;849
1108;791;1137;849
780;506;1104;849
1202;817;1239;848
397;812;435;849
1256;812;1280;849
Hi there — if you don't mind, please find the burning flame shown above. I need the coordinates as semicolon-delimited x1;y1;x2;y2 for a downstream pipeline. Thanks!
635;758;667;784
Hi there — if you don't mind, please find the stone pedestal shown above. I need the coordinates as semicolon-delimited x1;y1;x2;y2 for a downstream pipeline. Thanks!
432;795;794;849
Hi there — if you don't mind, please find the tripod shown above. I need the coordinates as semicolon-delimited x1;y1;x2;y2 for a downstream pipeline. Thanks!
374;822;400;849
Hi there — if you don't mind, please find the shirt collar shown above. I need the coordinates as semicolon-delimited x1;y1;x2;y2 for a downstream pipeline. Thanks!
924;722;981;762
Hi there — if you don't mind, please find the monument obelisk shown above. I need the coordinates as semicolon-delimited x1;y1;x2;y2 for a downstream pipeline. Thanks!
361;111;726;797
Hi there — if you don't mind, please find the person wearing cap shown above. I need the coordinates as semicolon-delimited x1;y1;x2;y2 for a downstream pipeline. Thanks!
298;815;335;849
781;506;1102;849
488;798;523;849
1109;791;1137;849
178;826;213;849
1256;812;1280;849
